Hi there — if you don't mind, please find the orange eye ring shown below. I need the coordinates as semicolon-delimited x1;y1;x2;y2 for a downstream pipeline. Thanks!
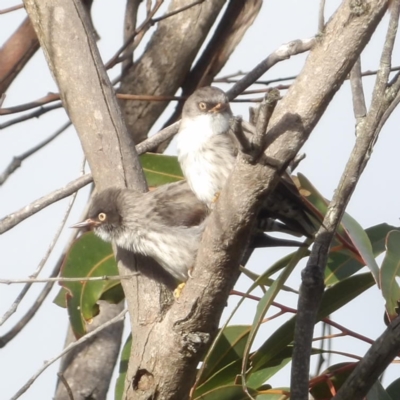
198;102;207;111
98;212;107;222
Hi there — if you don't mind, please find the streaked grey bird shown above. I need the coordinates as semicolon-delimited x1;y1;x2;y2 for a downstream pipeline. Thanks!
72;181;305;282
177;86;316;237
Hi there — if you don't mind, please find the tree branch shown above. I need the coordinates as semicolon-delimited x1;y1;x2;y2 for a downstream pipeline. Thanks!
333;315;400;400
291;2;396;399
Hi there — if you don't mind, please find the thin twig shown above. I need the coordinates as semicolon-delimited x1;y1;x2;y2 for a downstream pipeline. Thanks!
0;159;85;346
0;4;24;14
226;37;315;100
0;174;92;234
215;65;400;86
10;309;128;400
57;373;74;400
0;93;60;115
0;103;63;129
0;121;71;185
151;0;205;24
105;0;164;69
0;178;77;325
0;274;138;285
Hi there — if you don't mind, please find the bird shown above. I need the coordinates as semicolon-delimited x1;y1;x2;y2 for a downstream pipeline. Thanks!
176;86;317;238
71;181;306;284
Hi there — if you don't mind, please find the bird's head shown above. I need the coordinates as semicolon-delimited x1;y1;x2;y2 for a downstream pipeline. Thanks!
71;188;123;241
182;86;232;135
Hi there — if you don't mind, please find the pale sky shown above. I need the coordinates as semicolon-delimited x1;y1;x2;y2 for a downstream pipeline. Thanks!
1;1;399;399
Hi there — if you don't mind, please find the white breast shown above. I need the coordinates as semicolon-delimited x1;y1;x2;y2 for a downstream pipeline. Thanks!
177;114;236;205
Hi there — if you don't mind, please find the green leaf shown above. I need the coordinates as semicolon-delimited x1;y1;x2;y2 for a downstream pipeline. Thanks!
57;232;119;338
53;287;68;308
199;325;251;384
380;230;400;319
250;273;374;371
193;384;258;400
340;212;380;285
325;223;400;285
115;335;132;400
242;245;311;384
296;174;349;240
386;377;400;400
140;153;183;186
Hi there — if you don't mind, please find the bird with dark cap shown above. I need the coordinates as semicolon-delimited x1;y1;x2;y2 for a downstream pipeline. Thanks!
177;86;317;238
72;181;305;283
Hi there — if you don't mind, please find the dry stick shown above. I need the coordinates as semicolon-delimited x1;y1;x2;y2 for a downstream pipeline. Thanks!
216;65;400;86
0;178;77;326
57;373;74;400
0;4;24;14
334;315;400;400
290;4;400;400
0;274;139;285
0;103;63;129
0;121;71;185
226;37;315;100
0;92;59;115
10;309;128;400
0;173;92;234
0;159;86;348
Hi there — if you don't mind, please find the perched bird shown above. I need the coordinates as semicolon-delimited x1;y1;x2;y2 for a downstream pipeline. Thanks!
72;181;305;283
177;86;316;237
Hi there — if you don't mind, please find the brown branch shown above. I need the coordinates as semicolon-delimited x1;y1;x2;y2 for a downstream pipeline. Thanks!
0;4;24;14
333;315;400;400
291;2;396;399
226;36;316;100
0;17;39;93
0;93;60;115
0;103;63;129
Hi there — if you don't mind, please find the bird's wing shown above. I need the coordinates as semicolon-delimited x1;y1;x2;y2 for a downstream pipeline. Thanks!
145;181;209;228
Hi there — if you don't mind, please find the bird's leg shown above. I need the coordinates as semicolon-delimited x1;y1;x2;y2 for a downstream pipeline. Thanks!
173;266;194;299
173;282;186;299
211;191;221;205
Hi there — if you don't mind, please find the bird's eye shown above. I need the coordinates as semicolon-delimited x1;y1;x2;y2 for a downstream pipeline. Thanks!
98;212;107;222
198;102;207;111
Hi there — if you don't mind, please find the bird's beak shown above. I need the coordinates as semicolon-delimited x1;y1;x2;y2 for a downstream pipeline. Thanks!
209;102;229;113
70;218;100;229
